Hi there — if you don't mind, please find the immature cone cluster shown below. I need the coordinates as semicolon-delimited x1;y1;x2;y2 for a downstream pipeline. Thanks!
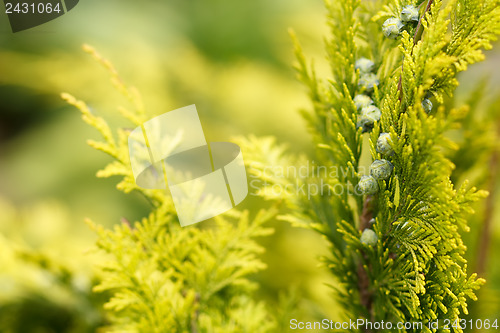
382;17;404;39
357;105;381;132
356;58;379;93
401;5;419;23
354;58;380;133
382;5;420;39
354;94;373;110
422;98;433;113
358;74;379;93
358;135;395;195
358;175;378;195
355;57;375;73
360;228;378;246
376;132;394;155
370;159;393;180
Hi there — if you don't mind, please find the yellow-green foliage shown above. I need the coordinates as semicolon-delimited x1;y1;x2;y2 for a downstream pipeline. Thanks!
239;0;500;331
62;46;276;333
0;199;102;333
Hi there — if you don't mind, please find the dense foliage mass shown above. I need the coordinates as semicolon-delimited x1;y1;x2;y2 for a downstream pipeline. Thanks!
240;0;500;331
63;46;277;333
59;0;500;331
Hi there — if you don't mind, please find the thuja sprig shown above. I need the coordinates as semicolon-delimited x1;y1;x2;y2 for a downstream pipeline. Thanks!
240;0;499;331
355;1;437;322
62;46;279;333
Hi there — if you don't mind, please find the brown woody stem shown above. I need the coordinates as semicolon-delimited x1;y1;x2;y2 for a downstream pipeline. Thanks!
358;195;374;332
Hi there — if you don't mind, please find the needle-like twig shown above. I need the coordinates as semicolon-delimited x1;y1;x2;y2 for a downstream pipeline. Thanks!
397;0;435;99
358;2;435;328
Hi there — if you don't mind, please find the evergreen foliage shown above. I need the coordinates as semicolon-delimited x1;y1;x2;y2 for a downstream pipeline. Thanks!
62;46;277;333
0;199;104;333
238;0;500;331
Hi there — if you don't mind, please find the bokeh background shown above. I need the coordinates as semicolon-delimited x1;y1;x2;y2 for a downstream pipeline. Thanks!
0;0;499;332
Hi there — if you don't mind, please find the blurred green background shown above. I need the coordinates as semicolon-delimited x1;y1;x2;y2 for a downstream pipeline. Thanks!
0;0;499;332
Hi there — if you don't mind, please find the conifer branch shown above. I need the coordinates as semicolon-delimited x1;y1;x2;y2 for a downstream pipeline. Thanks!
223;0;498;329
360;195;374;231
397;0;435;97
358;195;374;330
64;48;279;333
413;0;434;46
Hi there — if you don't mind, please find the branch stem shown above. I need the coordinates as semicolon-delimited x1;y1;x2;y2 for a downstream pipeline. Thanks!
358;0;434;324
358;195;374;332
357;0;436;327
